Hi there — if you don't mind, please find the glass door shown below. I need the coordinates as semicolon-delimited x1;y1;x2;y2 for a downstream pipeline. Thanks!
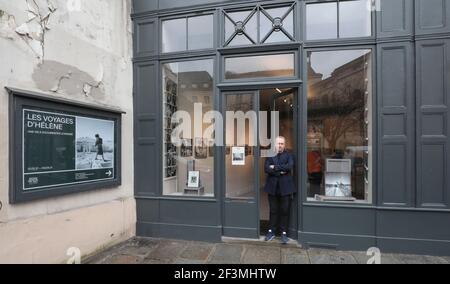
222;91;259;238
222;88;298;239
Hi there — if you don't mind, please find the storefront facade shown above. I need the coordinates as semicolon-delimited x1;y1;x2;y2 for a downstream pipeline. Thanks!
132;0;450;255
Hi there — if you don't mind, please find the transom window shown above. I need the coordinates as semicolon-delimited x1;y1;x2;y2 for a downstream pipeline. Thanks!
306;0;372;41
162;14;214;53
223;3;296;47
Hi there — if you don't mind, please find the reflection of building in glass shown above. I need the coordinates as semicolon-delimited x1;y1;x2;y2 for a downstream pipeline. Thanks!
307;51;371;201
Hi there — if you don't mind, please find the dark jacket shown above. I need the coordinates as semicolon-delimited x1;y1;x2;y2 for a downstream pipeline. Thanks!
264;151;296;196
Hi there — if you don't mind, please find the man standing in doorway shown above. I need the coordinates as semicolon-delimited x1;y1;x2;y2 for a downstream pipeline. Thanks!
264;136;296;244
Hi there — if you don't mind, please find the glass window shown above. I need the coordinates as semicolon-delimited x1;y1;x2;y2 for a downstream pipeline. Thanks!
307;49;372;203
306;0;372;40
188;15;214;50
162;18;187;53
162;15;214;53
225;53;295;80
224;9;258;46
306;2;338;40
162;59;215;197
225;93;256;199
224;3;296;47
339;0;372;38
259;5;295;43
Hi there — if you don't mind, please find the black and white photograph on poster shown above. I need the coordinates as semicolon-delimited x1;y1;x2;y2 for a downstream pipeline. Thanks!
194;138;208;159
232;146;245;166
76;117;115;170
187;171;200;188
180;138;193;157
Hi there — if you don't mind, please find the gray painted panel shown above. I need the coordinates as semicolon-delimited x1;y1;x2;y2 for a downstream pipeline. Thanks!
136;199;160;223
377;210;450;240
420;144;447;206
417;38;450;209
416;0;450;35
132;0;158;14
422;114;446;136
302;206;376;236
378;0;413;38
223;201;257;228
380;46;407;108
134;18;158;58
378;42;415;207
382;145;408;205
419;42;446;106
159;0;241;10
159;200;220;226
134;62;161;197
383;114;406;136
137;221;222;242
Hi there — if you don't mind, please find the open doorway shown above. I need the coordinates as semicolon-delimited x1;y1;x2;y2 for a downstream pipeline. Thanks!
259;88;297;237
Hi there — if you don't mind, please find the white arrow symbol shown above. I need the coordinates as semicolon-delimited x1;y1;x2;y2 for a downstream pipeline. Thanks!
106;170;112;177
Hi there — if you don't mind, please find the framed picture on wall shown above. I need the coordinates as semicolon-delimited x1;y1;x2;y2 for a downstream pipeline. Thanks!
232;147;245;166
187;171;200;188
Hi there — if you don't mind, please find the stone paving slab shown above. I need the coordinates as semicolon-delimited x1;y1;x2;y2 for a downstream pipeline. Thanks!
241;245;281;264
146;240;188;261
208;244;244;264
281;248;310;264
179;242;215;261
86;237;450;264
308;248;358;264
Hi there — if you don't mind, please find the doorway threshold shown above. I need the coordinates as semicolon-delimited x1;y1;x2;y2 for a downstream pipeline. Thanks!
222;236;302;249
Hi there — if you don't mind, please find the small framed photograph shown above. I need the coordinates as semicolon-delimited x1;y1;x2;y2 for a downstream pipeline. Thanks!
232;147;245;166
187;171;200;188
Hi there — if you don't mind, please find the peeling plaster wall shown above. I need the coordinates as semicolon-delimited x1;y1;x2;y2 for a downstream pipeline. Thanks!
0;0;135;263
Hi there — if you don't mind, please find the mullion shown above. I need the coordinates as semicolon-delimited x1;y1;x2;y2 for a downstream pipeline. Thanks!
185;17;189;50
337;0;340;39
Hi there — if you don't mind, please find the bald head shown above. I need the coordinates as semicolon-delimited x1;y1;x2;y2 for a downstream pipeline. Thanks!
275;136;286;153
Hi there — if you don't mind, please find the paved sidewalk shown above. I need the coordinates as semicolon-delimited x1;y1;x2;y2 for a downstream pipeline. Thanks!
85;237;450;264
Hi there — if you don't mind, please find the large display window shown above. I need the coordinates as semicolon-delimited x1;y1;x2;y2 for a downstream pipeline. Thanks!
162;59;215;197
306;49;373;202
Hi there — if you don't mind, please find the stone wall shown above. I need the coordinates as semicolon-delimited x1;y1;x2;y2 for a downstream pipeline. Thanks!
0;0;135;263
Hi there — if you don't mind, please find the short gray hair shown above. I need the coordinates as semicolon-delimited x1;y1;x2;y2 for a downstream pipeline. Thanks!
275;136;286;142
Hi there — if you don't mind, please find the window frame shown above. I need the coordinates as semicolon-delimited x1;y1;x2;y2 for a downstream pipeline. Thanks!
304;0;376;43
221;50;300;84
221;1;298;48
302;45;377;206
160;11;216;54
159;56;218;199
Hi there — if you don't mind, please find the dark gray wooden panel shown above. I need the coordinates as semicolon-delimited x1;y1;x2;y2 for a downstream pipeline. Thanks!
416;39;450;208
223;201;257;228
134;18;158;58
134;62;161;197
136;199;160;223
159;200;220;226
377;0;413;38
377;42;415;207
158;0;242;10
132;0;158;14
415;0;450;35
377;210;450;240
137;221;222;242
302;206;376;236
